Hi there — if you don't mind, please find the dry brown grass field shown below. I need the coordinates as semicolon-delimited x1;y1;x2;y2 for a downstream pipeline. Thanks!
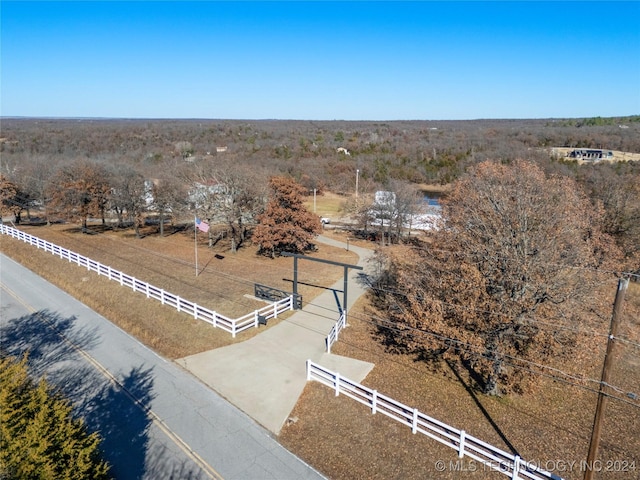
1;220;358;358
278;237;640;480
1;214;638;480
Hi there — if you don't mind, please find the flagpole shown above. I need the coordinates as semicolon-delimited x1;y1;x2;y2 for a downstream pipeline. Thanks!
194;216;198;277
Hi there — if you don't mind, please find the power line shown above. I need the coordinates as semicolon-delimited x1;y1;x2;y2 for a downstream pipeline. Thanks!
367;278;615;339
26;222;624;345
616;336;640;350
330;320;640;410
377;239;629;278
5;223;639;406
337;307;640;400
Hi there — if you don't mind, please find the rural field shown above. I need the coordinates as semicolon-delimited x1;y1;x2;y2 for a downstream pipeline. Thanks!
2;199;638;480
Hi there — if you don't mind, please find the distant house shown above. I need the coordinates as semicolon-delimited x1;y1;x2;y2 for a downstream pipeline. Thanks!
188;181;227;209
216;146;228;153
568;149;613;162
143;179;158;207
407;213;441;231
374;191;396;207
369;191;441;231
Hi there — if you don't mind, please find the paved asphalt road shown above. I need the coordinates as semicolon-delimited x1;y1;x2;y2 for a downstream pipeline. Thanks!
0;253;325;480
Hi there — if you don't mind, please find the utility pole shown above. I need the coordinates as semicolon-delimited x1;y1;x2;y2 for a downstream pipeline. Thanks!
584;276;629;480
194;216;198;277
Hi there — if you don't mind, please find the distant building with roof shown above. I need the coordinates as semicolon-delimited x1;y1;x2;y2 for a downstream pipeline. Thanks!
567;149;613;162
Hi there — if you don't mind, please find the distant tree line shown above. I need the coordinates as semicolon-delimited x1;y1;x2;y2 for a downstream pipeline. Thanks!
2;116;639;193
2;118;638;400
1;117;638;260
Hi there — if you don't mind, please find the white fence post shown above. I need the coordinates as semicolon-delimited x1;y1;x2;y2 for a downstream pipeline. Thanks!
372;390;377;415
335;372;340;396
306;359;311;381
512;455;521;480
458;430;466;458
4;226;379;344
412;408;418;434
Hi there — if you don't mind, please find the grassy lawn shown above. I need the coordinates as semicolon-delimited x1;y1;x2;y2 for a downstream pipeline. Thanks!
303;191;350;220
1;220;358;359
2;210;638;480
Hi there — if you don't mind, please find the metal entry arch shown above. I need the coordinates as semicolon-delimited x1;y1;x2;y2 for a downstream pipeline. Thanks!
281;252;363;316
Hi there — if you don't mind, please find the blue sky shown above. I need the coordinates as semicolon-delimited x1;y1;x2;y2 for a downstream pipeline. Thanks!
2;1;639;120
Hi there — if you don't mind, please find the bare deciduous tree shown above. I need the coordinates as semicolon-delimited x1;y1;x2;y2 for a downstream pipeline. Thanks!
578;164;640;272
46;160;111;231
374;160;620;395
0;174;29;223
149;174;187;237
108;164;148;237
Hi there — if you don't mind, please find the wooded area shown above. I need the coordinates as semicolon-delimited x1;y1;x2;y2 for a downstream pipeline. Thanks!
1;116;638;253
371;160;625;395
1;117;639;194
1;116;639;479
1;116;639;397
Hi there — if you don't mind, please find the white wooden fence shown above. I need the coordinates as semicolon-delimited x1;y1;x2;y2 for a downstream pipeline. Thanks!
306;360;563;480
326;311;346;353
1;225;293;337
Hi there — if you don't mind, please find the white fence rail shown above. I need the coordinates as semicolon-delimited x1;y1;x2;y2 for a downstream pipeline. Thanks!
1;225;293;337
306;360;563;480
326;311;346;353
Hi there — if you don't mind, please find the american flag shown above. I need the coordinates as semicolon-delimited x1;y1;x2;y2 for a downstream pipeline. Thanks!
196;218;210;233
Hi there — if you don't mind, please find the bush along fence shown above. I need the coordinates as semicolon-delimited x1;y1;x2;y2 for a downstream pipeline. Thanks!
1;225;293;337
306;360;564;480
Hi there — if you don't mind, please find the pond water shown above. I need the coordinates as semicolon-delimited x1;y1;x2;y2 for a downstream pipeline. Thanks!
424;196;440;207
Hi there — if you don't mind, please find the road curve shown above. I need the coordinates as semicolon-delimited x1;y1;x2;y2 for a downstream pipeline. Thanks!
0;253;325;480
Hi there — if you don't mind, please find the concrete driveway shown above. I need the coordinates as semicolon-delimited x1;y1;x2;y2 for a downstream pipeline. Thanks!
177;236;376;434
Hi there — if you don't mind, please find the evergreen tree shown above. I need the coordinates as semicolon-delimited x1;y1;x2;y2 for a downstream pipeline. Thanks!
253;176;322;258
0;354;111;479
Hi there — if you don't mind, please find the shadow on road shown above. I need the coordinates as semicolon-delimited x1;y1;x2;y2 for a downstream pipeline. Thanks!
0;310;205;479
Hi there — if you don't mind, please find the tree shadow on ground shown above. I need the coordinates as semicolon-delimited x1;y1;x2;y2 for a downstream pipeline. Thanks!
0;309;101;401
355;271;375;289
144;444;210;480
0;310;205;479
370;319;520;456
445;359;520;456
